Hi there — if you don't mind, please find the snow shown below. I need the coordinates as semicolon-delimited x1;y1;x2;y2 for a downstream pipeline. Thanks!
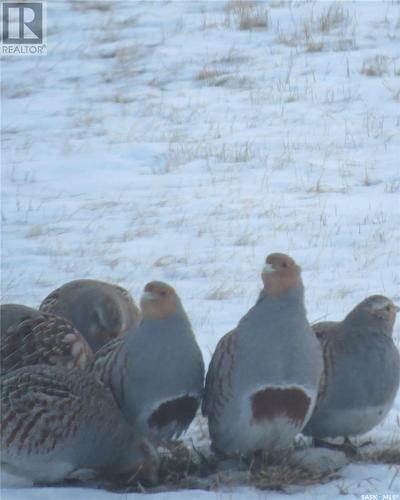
1;0;400;498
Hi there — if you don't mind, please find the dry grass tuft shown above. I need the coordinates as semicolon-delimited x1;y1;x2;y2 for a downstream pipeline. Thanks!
361;55;390;77
218;49;250;65
246;462;338;491
195;67;230;87
383;81;400;102
307;179;323;194
278;3;353;50
26;225;44;238
234;233;258;246
269;0;291;7
224;0;256;16
354;443;400;465
335;38;356;52
205;284;238;301
385;180;400;193
153;255;188;267
239;7;268;31
306;41;324;53
71;1;112;11
225;1;268;31
99;443;339;494
318;3;349;33
158;442;218;485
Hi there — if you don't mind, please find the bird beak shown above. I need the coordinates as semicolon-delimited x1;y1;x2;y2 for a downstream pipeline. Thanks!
262;263;275;274
141;291;155;302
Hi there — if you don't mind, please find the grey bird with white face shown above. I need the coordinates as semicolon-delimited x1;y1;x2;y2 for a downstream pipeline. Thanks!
0;364;159;484
202;253;323;456
39;279;141;353
93;281;205;444
303;295;400;440
1;304;93;375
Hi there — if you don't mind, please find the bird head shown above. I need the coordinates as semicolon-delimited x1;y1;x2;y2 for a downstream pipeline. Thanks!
346;295;399;336
261;253;302;297
140;281;181;320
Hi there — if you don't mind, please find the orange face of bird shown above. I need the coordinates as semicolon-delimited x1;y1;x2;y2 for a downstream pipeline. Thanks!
368;296;399;333
140;281;179;320
261;253;302;296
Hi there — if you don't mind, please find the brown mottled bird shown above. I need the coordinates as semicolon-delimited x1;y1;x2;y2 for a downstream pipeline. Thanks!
0;364;159;484
1;304;93;376
202;253;323;456
93;281;204;444
1;303;41;334
39;279;141;352
303;295;400;442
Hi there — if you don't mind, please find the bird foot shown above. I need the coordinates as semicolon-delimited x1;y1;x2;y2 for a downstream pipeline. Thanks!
343;437;373;455
357;439;373;449
313;437;372;457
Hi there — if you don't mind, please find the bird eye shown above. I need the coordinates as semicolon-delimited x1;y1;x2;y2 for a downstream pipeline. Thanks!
386;305;391;311
160;291;167;297
282;263;287;268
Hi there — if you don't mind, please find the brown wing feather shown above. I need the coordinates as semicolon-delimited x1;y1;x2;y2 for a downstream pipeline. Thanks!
311;322;339;407
91;337;127;411
39;291;60;312
0;367;83;454
1;313;93;375
202;329;236;418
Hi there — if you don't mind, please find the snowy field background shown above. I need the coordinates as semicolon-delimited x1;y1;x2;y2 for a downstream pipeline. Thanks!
1;0;400;498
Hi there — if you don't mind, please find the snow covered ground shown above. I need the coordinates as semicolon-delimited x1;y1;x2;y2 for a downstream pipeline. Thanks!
1;0;400;498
